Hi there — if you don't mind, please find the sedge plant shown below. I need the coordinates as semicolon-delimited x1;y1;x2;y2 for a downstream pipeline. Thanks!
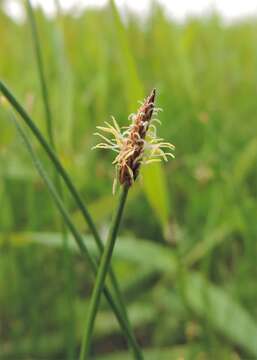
1;10;145;355
1;82;174;358
0;81;142;359
80;89;175;358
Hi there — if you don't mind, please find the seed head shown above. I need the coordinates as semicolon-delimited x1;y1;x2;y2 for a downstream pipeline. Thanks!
93;89;175;193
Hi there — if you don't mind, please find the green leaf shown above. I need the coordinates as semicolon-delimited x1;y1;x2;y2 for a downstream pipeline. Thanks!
0;232;177;274
184;222;236;266
184;274;257;357
109;0;144;109
141;163;171;231
52;16;74;152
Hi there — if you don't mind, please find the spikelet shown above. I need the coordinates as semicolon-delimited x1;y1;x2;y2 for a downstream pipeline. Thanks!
93;89;175;193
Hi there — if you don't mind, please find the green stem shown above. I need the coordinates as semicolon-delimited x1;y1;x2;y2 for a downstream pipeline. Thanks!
25;0;65;218
12;117;142;359
25;3;75;356
1;81;100;257
0;81;143;358
0;80;129;319
26;0;54;146
80;186;132;360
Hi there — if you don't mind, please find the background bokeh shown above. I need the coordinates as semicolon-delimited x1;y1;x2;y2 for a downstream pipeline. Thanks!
1;0;257;359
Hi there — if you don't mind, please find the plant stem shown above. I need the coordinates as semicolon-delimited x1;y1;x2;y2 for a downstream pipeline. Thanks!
0;80;129;322
25;3;76;356
0;82;101;264
80;185;131;360
0;81;143;358
11;116;143;359
26;0;54;146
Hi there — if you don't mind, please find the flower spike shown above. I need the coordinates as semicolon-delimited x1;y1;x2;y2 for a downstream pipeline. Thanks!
93;89;175;193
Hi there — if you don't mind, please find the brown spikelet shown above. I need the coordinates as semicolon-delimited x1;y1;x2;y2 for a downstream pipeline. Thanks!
93;88;175;193
118;89;156;186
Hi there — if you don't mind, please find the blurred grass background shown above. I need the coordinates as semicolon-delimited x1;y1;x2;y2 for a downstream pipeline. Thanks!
0;1;257;359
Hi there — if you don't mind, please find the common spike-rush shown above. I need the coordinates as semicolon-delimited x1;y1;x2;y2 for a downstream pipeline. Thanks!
93;89;175;193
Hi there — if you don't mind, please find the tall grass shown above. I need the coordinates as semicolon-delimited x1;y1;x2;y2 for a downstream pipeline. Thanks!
1;1;257;359
0;81;143;358
25;2;77;355
24;3;140;357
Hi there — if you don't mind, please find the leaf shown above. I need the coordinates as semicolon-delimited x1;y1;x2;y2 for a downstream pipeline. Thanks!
52;15;74;152
4;231;257;356
184;222;236;266
141;163;171;231
109;0;144;110
0;232;177;273
184;274;257;357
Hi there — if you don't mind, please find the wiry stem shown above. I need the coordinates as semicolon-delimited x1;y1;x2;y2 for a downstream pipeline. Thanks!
80;185;131;360
0;81;143;359
12;116;142;359
26;0;54;146
25;2;75;355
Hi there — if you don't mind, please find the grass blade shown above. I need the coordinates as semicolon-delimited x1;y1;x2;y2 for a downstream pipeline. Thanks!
24;0;129;340
184;274;257;357
0;81;142;357
10;114;143;358
25;1;75;355
26;0;54;147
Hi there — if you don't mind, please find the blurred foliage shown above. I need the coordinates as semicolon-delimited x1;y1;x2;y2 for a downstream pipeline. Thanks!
0;1;257;358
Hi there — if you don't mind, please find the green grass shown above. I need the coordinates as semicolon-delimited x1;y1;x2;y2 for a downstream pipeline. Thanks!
0;1;257;359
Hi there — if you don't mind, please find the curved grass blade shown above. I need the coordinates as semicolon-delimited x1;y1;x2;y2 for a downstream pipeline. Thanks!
26;0;54;146
1;81;142;357
25;1;75;355
24;0;129;346
10;115;143;359
184;274;257;358
0;80;139;354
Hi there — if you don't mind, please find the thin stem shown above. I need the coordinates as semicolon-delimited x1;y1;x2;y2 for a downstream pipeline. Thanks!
11;116;142;359
0;81;100;254
0;81;143;358
0;81;129;318
26;0;54;146
25;3;75;355
25;0;67;227
25;0;63;198
80;185;131;360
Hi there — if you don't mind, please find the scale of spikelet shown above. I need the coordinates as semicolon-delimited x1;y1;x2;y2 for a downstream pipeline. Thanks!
93;89;175;193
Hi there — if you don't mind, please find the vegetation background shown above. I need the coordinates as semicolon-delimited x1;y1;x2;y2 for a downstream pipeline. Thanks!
0;1;257;358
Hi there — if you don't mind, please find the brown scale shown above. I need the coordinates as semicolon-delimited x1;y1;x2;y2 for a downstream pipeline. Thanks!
119;88;156;186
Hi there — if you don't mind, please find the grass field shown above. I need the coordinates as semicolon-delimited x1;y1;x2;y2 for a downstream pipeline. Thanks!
1;1;257;359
